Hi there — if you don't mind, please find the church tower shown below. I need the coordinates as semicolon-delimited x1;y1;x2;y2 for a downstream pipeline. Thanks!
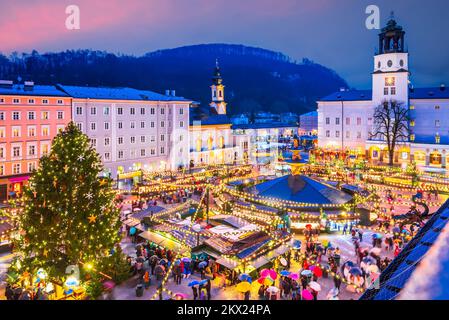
210;59;227;115
372;13;409;107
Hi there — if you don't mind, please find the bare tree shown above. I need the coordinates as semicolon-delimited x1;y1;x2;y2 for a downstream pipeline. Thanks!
370;100;410;166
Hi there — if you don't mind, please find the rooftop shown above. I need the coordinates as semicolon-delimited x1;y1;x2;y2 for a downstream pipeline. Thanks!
0;84;69;97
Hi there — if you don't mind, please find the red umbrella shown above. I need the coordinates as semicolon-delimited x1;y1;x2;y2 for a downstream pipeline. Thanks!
305;224;312;230
310;265;323;278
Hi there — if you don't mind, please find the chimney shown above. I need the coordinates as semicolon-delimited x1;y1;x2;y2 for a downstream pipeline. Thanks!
170;90;176;97
0;80;13;89
24;81;34;91
165;89;170;96
440;83;446;91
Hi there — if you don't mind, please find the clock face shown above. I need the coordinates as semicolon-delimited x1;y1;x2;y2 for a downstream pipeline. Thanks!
387;60;393;67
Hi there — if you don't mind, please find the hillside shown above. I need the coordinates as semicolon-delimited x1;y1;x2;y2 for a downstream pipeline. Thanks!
0;44;348;114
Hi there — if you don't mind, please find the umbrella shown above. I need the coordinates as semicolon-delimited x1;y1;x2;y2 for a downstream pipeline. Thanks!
305;224;312;230
349;267;363;277
367;265;380;274
129;227;137;235
198;261;208;269
173;293;187;300
292;240;302;250
236;281;252;293
181;257;191;263
280;270;291;276
258;277;274;285
392;226;400;233
301;270;312;277
188;280;200;287
289;273;299;280
174;259;181;266
260;269;271;278
199;279;208;286
266;286;279;293
280;258;288;267
308;281;321;292
268;269;278;280
322;240;330;247
238;273;249;281
301;289;314;300
373;233;383;239
310;265;322;278
103;280;115;290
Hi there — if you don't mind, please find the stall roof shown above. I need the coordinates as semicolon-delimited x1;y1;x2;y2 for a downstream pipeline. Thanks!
215;257;240;270
138;231;188;253
123;219;140;227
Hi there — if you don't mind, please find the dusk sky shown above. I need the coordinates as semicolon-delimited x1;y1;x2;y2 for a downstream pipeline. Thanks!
1;0;448;89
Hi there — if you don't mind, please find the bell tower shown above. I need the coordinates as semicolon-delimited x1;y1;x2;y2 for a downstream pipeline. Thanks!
210;59;227;115
372;12;409;107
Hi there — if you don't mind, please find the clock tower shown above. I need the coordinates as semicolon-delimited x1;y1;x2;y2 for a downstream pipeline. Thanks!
372;13;409;107
210;59;227;115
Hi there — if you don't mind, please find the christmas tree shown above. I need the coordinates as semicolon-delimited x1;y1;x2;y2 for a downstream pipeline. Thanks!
14;122;121;280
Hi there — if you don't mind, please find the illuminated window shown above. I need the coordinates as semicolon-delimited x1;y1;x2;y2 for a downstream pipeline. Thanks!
409;105;415;110
436;134;441;144
410;120;415;127
410;134;415;142
13;163;21;174
385;77;395;86
12;127;20;138
42;126;49;136
196;138;202;152
28;127;36;137
42;111;49;120
42;144;49;155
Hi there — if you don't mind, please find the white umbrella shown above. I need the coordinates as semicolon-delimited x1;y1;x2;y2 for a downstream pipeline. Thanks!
308;281;321;292
266;286;279;293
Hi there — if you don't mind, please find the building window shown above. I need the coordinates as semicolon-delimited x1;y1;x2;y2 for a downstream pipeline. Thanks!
12;111;20;120
0;112;4;120
0;98;4;103
150;108;155;115
140;149;146;157
28;99;35;104
180;108;184;115
90;138;97;147
130;121;135;129
346;131;350;139
435;105;440;110
335;131;340;138
150;122;155;128
160;134;165;142
118;122;123;129
345;118;350;125
140;108;145;115
150;136;155;142
118;151;124;159
28;145;35;156
117;107;123;115
326;130;330;138
325;117;330;125
0;147;4;158
57;111;64;120
104;137;110;146
357;118;362;126
435;120;441;128
42;99;49;104
118;137;124;145
42;144;49;155
13;163;21;174
130;108;135;115
410;134;415;142
180;121;184;128
161;121;165;128
27;111;35;120
140;121;145;128
28;127;36;137
13;146;21;157
104;122;110;130
76;123;82;131
161;108;165;115
103;107;110;115
130;136;136;144
335;118;340;125
0;127;5;138
12;127;20;138
57;100;63;105
384;88;389;95
160;147;165;154
410;120;415;127
13;98;20;104
140;136;146;143
390;87;396;95
90;107;97;115
409;105;415;110
0;165;3;175
150;148;155;155
90;122;96;131
104;153;110;161
385;77;395;86
42;111;49;120
76;107;83;115
436;134;441;144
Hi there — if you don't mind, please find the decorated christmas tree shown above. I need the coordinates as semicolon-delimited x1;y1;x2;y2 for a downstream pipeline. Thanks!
14;122;121;280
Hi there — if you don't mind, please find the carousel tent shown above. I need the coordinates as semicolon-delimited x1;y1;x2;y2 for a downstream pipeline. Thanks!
255;175;352;205
360;199;449;300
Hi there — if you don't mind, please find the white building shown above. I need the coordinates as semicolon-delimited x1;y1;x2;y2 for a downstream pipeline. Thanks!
58;85;192;178
317;16;449;169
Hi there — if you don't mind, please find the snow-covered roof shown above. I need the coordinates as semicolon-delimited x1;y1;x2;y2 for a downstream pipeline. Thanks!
57;84;192;102
0;84;69;97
